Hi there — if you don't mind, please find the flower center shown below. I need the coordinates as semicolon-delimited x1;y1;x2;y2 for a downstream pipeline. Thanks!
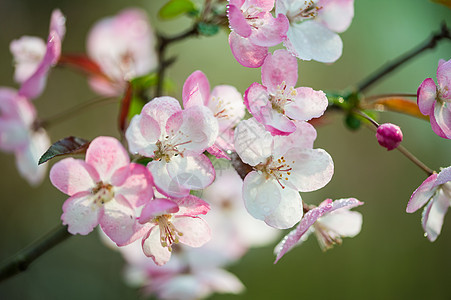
256;156;294;189
211;97;232;120
270;81;297;114
153;136;192;163
92;182;114;206
153;214;184;252
243;5;265;30
314;222;342;251
288;1;321;23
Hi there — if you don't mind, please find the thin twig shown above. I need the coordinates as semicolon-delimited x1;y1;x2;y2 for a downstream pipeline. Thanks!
0;225;72;283
364;93;417;102
357;23;450;93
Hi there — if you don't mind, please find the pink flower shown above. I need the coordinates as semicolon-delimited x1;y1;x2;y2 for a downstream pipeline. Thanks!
10;9;66;100
86;8;158;96
138;196;211;266
0;88;50;185
182;70;245;159
234;118;334;228
376;123;403;151
417;59;451;139
50;136;154;245
126;97;218;197
228;0;289;67
276;0;354;63
274;198;363;263
406;166;451;242
245;49;328;135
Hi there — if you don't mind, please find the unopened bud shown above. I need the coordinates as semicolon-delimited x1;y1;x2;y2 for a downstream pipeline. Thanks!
376;123;403;151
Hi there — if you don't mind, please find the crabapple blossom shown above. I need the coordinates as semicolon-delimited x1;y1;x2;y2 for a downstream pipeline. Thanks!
0;88;50;185
227;0;289;67
138;196;211;266
376;123;403;151
87;8;158;96
245;49;328;135
50;136;154;245
406;166;451;242
276;0;354;63
417;59;451;139
234;118;334;229
126;97;218;197
182;70;245;159
274;198;363;263
201;167;279;262
11;9;66;100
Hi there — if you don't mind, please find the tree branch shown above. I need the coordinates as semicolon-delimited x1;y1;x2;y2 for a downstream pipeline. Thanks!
357;23;450;93
0;225;72;283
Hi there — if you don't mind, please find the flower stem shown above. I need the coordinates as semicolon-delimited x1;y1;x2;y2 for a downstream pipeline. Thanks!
354;110;434;176
356;23;450;93
364;93;417;102
0;225;72;283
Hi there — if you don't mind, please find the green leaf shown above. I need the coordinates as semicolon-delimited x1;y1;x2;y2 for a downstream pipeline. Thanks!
39;136;90;165
159;0;196;19
197;22;219;36
345;114;361;130
128;95;146;120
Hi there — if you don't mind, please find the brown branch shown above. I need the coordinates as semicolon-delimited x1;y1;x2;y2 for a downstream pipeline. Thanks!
0;225;72;283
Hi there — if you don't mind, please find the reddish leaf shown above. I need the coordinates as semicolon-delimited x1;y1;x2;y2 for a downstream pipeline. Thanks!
39;136;90;165
366;97;429;121
58;54;107;78
119;83;133;133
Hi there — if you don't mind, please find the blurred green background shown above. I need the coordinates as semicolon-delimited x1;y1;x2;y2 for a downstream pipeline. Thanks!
0;0;450;299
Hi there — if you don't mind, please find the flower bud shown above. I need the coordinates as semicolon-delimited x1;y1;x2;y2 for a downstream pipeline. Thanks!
376;123;403;151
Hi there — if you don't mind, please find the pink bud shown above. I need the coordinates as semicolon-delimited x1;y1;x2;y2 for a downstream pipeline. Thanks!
376;123;403;151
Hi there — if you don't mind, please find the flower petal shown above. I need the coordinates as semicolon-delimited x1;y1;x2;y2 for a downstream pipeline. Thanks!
148;160;191;198
234;118;273;166
417;78;437;116
248;13;288;47
182;70;211;108
228;4;252;38
433;101;451;139
50;157;98;195
406;173;438;213
261;49;298;92
285;87;328;121
173;195;210;217
229;32;268;68
264;186;302;229
142;226;172;266
115;163;154;207
422;190;450;242
61;191;100;235
317;0;354;33
273;121;317;157
86;136;130;182
173;216;211;247
166;155;216;191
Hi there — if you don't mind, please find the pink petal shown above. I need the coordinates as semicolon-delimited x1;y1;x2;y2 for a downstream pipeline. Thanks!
61;191;100;235
417;78;437;116
229;32;268;68
242;171;281;220
49;9;66;40
319;208;362;237
260;105;297;135
406;173;438;213
234;118;273;166
10;36;47;84
139;198;179;224
100;195;138;245
433;102;451;139
285;87;328;121
284;148;334;192
50;157;98;195
228;4;252;38
86;136;130;182
142;226;172;266
286;21;342;63
422;191;450;242
209;84;245;130
173;216;211;247
273;121;317;157
429;109;447;138
261;49;298;93
14;128;50;186
274;198;362;262
244;82;269;123
125;114;159;157
18;32;61;100
437;59;451;99
435;166;451;186
115;163;154;207
206;144;230;160
264;186;303;229
242;0;275;11
173;195;210;216
182;70;211;108
317;0;354;33
249;13;289;47
148;160;191;198
166;154;216;191
0;120;29;152
142;96;182;128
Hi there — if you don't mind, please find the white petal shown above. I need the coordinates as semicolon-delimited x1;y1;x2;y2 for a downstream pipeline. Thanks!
234;118;273;166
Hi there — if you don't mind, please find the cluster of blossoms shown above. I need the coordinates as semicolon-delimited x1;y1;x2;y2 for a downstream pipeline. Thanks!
1;1;450;299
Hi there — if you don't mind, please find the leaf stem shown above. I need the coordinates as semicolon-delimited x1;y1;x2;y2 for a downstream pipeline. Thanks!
356;23;450;93
0;225;72;283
